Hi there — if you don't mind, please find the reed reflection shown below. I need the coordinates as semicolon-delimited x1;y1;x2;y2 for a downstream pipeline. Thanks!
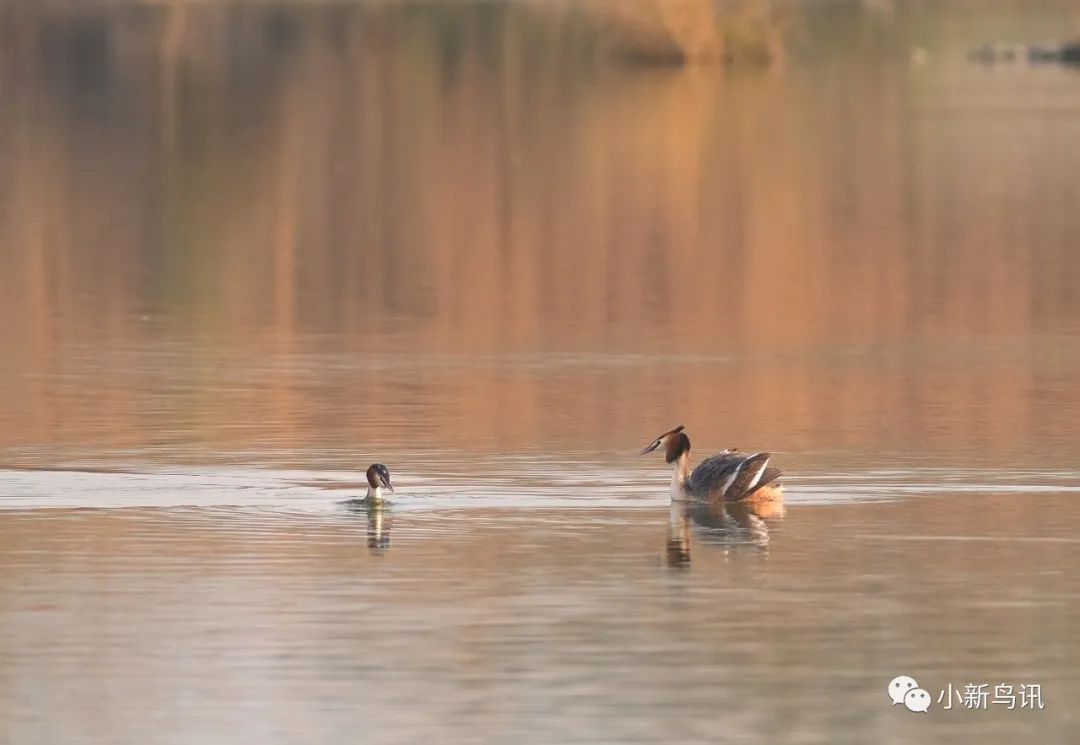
2;3;1080;468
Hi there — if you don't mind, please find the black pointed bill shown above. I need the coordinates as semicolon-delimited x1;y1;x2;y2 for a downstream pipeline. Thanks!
640;439;661;455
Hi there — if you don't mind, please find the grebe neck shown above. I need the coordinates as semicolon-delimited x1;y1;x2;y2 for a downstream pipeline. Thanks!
670;451;691;498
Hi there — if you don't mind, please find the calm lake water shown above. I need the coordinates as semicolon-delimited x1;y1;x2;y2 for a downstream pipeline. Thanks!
2;2;1080;743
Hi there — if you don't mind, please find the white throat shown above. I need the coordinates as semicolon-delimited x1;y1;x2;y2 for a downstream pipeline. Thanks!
366;485;384;500
669;453;691;499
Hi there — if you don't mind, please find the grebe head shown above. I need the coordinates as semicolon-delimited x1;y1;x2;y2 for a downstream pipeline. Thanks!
640;425;691;463
366;463;394;493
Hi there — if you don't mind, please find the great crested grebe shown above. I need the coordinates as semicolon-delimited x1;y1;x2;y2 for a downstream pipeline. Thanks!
362;463;394;503
640;425;783;503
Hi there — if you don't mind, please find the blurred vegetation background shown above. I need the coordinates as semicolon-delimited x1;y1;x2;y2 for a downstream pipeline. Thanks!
1;0;1079;461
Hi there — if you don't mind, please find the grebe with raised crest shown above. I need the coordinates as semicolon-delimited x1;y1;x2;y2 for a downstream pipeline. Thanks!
640;425;783;503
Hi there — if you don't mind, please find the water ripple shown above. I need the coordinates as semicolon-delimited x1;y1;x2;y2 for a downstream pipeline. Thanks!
3;462;1080;510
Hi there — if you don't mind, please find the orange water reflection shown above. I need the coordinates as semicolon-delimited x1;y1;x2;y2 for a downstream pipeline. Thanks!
1;3;1079;468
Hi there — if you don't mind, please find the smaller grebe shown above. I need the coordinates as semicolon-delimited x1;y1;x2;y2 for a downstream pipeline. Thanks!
640;425;783;503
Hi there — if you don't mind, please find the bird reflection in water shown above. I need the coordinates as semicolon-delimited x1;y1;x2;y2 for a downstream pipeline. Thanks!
664;499;786;567
343;501;393;554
